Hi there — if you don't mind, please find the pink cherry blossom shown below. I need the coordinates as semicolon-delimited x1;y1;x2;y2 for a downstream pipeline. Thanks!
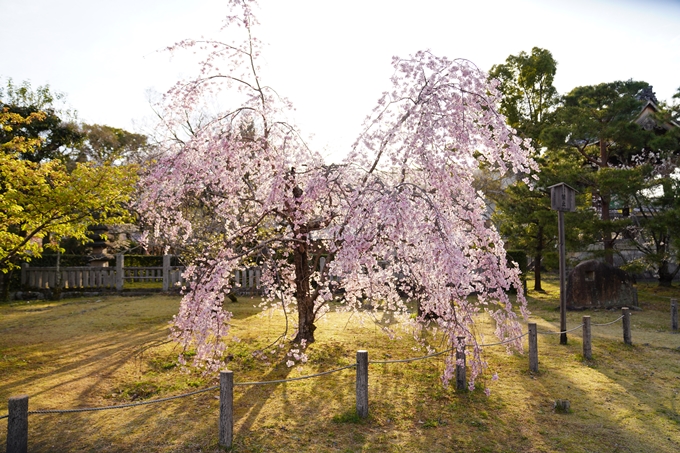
136;0;536;388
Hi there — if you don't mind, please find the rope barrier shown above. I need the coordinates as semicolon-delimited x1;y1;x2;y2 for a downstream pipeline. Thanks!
0;365;358;417
478;331;530;347
538;324;584;335
0;315;630;418
370;348;453;364
25;386;219;415
535;314;625;335
592;315;624;326
370;331;531;364
233;364;356;386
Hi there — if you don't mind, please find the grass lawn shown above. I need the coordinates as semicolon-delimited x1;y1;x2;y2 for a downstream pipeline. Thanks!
1;277;680;452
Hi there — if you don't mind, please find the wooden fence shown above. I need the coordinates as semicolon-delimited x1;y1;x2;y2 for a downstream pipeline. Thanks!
20;255;263;294
232;268;262;295
22;265;119;290
21;254;185;292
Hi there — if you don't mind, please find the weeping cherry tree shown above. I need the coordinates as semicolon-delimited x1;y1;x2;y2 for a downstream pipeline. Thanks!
136;0;537;387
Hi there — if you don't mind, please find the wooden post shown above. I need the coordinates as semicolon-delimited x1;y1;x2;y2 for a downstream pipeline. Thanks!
528;323;538;372
219;371;233;448
356;350;368;418
455;336;466;391
255;268;261;291
558;210;567;345
115;254;124;291
162;255;171;292
7;395;28;453
582;316;592;360
20;263;28;286
622;307;632;345
550;183;575;345
671;299;678;333
48;270;55;290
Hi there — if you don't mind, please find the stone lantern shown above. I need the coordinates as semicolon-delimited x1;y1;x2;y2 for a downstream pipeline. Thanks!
88;224;111;267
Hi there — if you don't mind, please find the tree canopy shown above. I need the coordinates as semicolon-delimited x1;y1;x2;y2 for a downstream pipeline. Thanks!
0;79;83;162
76;123;151;165
490;48;680;287
0;82;138;283
493;147;598;290
620;159;680;285
488;47;572;290
137;0;536;387
670;87;680;122
488;47;558;144
542;81;679;266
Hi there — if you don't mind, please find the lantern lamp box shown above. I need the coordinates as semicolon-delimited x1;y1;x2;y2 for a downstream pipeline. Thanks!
549;183;576;212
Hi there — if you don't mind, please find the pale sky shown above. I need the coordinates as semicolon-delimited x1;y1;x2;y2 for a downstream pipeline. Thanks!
2;0;679;160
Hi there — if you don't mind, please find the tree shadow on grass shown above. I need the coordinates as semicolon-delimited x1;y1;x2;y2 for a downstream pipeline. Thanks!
232;359;294;435
0;296;178;413
505;332;680;453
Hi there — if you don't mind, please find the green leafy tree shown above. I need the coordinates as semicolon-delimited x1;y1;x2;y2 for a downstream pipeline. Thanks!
0;79;83;162
541;80;658;265
0;83;138;300
0;149;136;273
488;47;559;144
494;149;597;290
489;48;569;290
671;87;680;122
623;164;680;286
612;123;680;286
77;123;151;164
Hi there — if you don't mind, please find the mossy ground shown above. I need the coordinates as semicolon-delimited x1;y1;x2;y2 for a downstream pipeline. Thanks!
1;277;679;452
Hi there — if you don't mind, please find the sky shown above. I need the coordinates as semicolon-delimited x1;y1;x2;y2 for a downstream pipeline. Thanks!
2;0;679;160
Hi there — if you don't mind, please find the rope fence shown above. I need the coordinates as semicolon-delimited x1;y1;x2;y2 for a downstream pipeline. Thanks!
478;332;530;347
233;364;357;386
370;348;454;364
26;386;220;415
538;324;585;335
0;307;644;452
592;315;625;326
370;331;532;365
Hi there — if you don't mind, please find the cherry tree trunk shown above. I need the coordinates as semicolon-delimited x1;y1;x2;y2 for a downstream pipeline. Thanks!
293;238;316;344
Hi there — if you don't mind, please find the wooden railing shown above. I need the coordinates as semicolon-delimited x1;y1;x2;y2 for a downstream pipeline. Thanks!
20;254;185;292
20;255;262;294
23;266;118;290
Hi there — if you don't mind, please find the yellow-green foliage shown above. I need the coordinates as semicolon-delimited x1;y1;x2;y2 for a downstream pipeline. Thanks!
0;155;137;272
0;107;137;272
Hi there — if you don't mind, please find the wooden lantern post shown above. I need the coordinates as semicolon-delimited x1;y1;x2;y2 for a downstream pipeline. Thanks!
549;183;576;345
